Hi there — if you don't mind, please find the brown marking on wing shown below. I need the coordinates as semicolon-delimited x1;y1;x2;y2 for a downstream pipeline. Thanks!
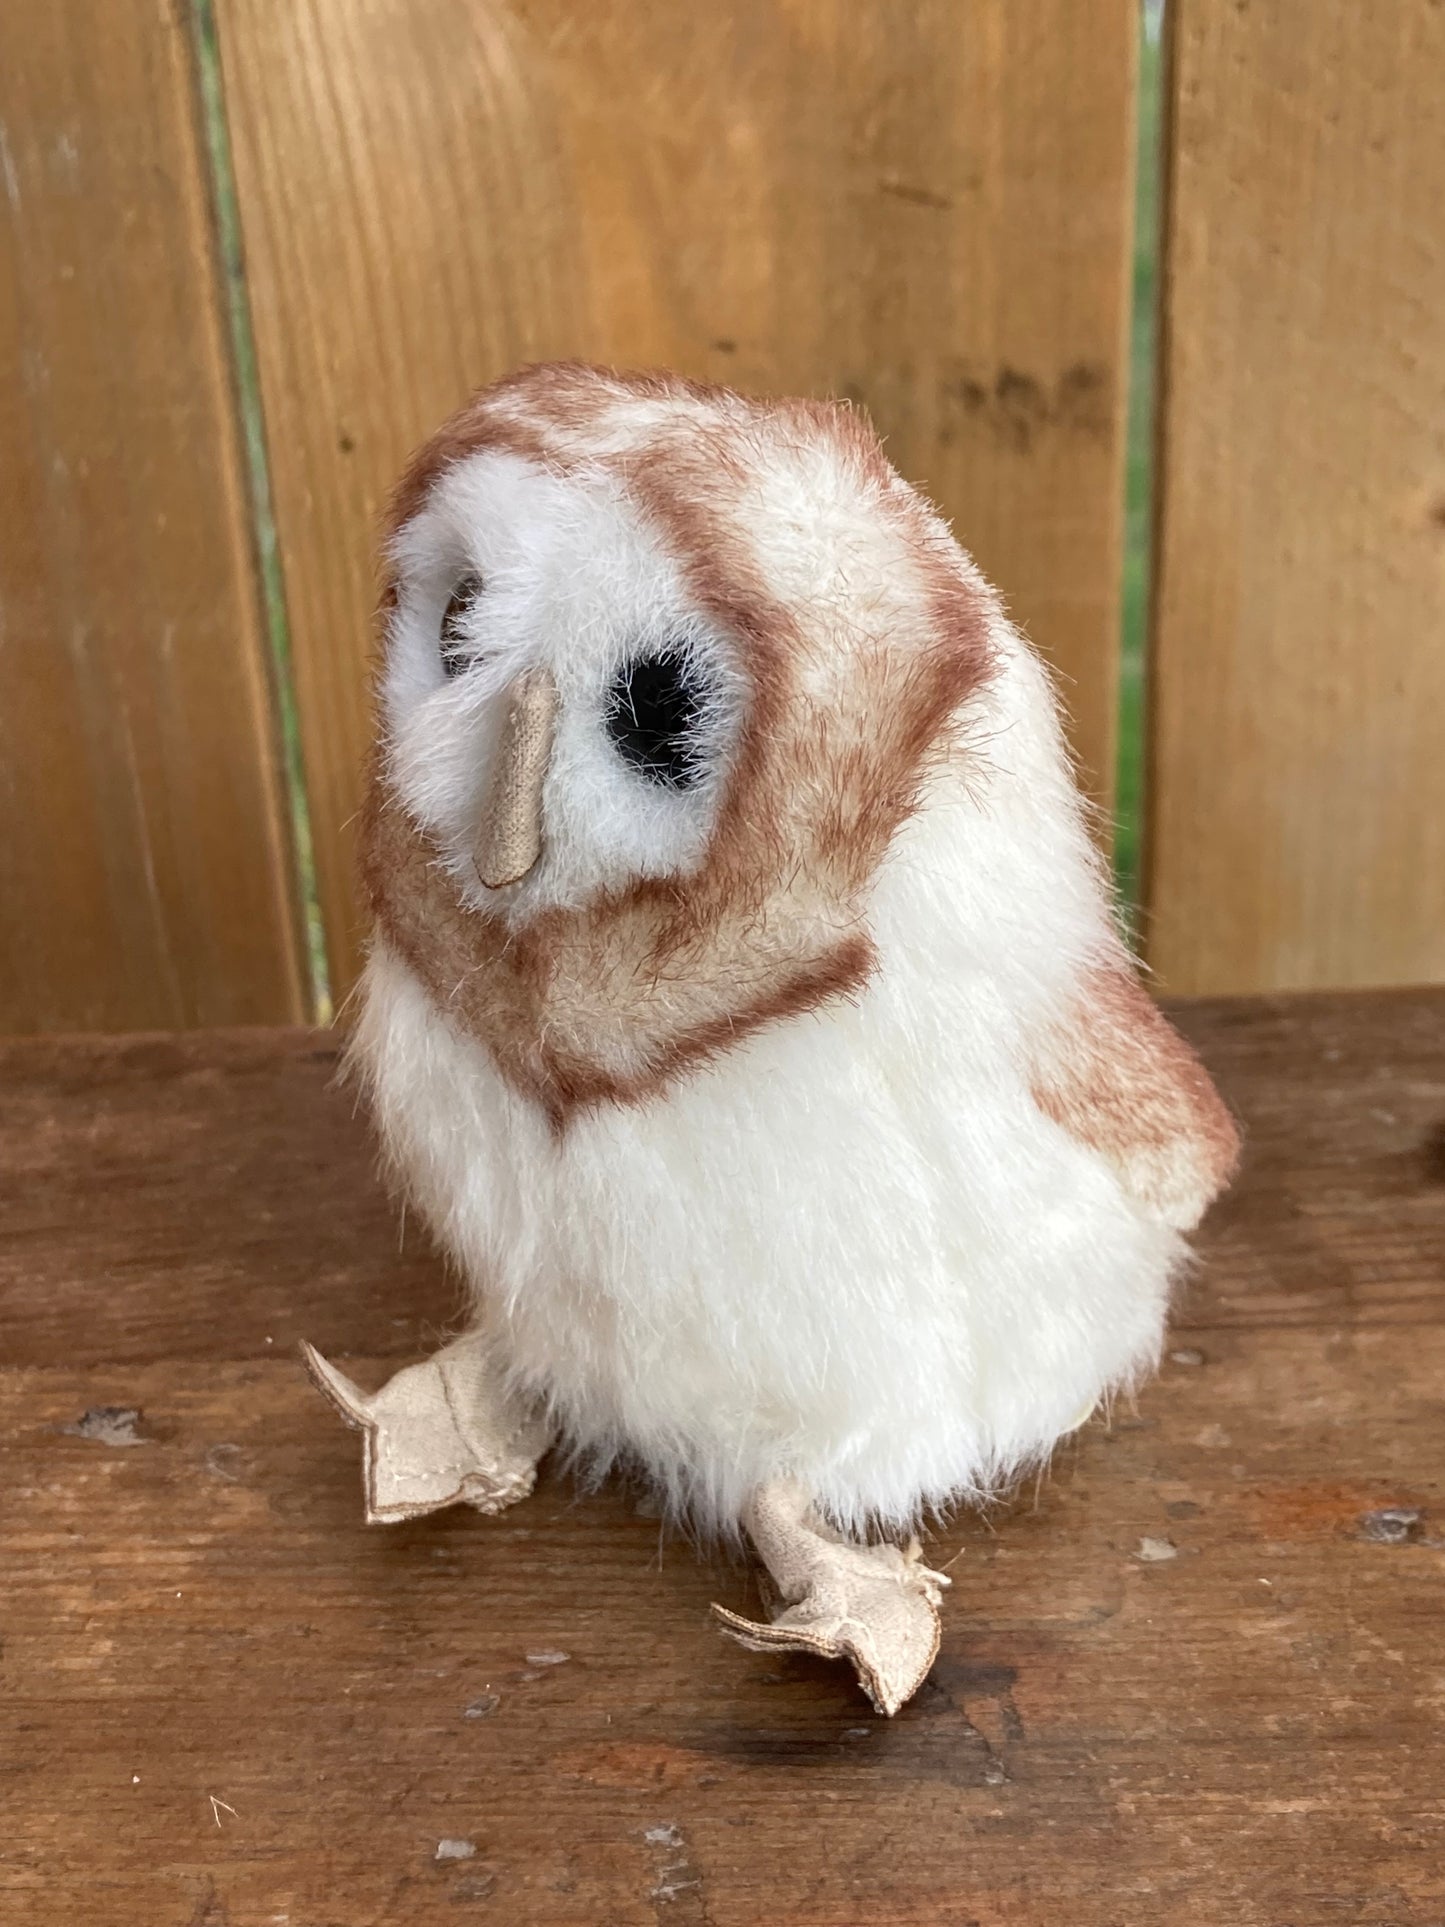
1030;965;1241;1231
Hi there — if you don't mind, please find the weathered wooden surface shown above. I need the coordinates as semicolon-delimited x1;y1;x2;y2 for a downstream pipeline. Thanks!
1147;0;1445;993
3;992;1443;1924
0;0;306;1033
216;0;1140;995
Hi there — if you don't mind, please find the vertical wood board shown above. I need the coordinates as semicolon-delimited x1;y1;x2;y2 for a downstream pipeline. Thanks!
217;0;1139;994
1147;1;1445;992
0;0;305;1032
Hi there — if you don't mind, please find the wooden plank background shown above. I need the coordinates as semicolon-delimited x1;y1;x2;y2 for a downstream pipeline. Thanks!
215;0;1141;997
5;1;1443;1029
0;0;305;1033
1146;0;1445;994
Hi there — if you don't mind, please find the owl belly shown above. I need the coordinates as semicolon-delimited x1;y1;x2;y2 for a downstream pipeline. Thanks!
359;943;1182;1538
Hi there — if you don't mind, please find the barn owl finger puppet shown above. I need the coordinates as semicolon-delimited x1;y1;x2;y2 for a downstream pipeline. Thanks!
305;363;1239;1717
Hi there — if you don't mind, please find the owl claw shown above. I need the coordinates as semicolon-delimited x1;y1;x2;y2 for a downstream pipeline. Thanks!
713;1481;949;1716
301;1333;548;1524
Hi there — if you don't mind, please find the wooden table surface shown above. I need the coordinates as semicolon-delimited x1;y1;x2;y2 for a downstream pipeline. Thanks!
3;991;1443;1926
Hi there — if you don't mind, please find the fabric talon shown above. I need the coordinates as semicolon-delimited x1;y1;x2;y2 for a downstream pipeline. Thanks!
302;1333;549;1524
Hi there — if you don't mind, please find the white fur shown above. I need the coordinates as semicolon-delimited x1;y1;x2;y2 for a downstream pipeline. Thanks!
356;438;1182;1535
384;453;746;919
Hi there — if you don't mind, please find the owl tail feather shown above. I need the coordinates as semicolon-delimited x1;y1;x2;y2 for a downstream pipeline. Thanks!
712;1479;949;1717
301;1332;549;1524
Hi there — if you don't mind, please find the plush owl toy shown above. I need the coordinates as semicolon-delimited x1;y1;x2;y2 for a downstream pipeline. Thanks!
305;363;1238;1716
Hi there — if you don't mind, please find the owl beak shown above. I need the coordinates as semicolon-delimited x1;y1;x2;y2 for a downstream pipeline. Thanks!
474;665;559;889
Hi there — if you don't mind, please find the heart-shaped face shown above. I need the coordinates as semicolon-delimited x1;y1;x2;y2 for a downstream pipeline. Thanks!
365;363;997;1128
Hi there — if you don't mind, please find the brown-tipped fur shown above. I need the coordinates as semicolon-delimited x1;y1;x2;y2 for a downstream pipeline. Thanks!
1029;966;1241;1225
364;363;997;1129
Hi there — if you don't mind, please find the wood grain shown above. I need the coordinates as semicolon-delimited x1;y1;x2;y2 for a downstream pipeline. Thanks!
0;0;306;1032
2;993;1443;1922
4;990;1442;1373
1146;1;1445;993
216;0;1140;996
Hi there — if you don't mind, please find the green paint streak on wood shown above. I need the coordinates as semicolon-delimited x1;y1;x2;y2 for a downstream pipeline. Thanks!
190;0;333;1022
1113;2;1164;938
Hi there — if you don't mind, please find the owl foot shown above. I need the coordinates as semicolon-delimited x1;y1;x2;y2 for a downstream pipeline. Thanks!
712;1479;950;1716
302;1330;549;1524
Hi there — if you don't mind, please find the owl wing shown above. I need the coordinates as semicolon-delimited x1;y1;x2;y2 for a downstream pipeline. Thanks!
1027;964;1240;1232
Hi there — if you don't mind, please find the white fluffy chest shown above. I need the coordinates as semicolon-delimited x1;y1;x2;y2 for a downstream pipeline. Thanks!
356;936;1180;1536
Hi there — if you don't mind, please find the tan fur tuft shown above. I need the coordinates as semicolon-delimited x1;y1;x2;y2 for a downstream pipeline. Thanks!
1029;965;1241;1230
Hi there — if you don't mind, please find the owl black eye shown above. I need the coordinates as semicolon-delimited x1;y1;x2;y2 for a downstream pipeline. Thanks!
439;574;484;678
604;650;705;789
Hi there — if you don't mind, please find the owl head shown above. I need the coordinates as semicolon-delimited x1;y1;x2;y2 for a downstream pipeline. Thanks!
364;363;999;1129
